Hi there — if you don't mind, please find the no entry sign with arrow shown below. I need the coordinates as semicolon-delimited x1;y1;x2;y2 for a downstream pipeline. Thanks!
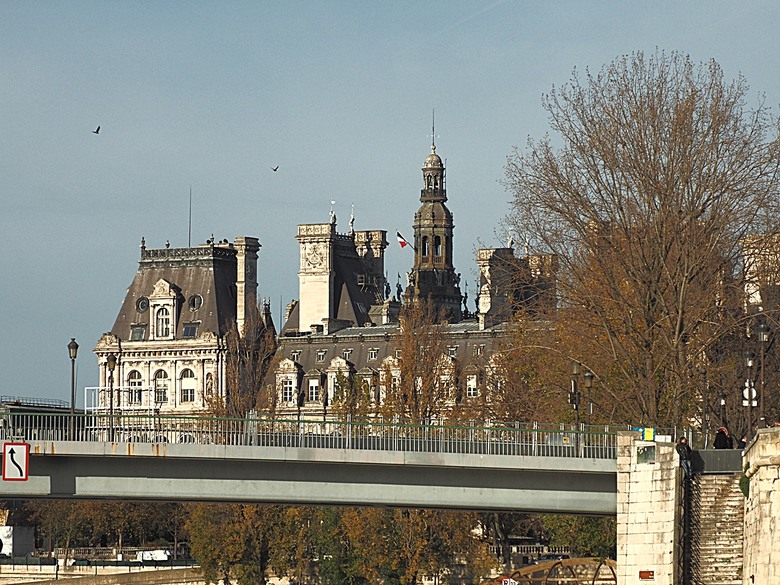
2;443;29;481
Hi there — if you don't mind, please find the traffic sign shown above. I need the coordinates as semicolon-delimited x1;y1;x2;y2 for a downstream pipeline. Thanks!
2;443;29;481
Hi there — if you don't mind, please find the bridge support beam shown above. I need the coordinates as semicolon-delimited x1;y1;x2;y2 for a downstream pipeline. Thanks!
742;427;780;585
616;431;681;585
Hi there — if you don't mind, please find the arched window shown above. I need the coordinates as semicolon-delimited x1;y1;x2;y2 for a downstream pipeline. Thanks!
156;307;170;337
180;369;196;403
154;370;169;404
434;235;442;257
422;236;429;257
427;175;432;188
127;370;143;404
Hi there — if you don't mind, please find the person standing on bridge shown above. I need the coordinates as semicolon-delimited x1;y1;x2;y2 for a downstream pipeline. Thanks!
714;427;733;449
676;436;692;479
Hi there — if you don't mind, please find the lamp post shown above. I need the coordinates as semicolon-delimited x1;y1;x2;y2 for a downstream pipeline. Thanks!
744;351;755;441
106;353;117;442
570;361;581;453
718;389;726;428
758;321;770;428
67;338;78;439
583;370;594;426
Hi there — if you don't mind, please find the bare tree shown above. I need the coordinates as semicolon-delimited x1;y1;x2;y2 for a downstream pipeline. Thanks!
220;303;278;418
504;51;780;426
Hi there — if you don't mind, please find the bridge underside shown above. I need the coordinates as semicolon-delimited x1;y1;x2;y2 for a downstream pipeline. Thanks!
5;442;616;515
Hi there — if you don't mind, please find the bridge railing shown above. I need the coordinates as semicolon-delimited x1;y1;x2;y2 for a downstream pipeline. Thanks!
0;412;620;459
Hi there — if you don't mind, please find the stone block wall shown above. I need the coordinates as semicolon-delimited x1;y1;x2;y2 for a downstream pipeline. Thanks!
742;427;780;585
617;432;680;585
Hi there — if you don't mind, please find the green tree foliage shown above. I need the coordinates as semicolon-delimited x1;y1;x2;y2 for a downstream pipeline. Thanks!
540;515;616;559
504;50;780;427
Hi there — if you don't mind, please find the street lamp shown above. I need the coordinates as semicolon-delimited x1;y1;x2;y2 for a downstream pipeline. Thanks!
718;389;726;428
583;370;594;426
744;351;755;441
758;321;770;428
106;353;117;442
67;338;78;439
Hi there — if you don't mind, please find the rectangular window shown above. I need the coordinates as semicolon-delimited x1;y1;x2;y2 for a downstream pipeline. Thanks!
473;344;485;357
395;349;402;359
342;349;352;361
182;323;198;338
291;350;301;361
181;387;195;402
448;346;458;357
282;379;295;403
368;348;379;361
130;326;146;341
466;374;479;398
316;350;327;362
308;379;320;402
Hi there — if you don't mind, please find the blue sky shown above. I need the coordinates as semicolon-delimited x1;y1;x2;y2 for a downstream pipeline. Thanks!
2;1;779;404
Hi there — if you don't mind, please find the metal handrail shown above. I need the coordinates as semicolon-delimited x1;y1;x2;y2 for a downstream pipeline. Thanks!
0;412;621;459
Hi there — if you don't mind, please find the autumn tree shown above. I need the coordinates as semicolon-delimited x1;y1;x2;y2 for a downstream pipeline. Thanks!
504;50;780;427
186;503;284;585
340;507;493;585
25;500;88;562
380;299;456;421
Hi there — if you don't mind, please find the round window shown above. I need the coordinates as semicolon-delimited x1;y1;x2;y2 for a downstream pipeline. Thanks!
136;297;149;312
188;294;203;311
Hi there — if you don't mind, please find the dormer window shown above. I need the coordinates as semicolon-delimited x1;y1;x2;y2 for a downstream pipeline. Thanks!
368;348;379;361
342;348;353;361
316;350;327;362
130;325;146;341
182;323;199;338
290;350;301;362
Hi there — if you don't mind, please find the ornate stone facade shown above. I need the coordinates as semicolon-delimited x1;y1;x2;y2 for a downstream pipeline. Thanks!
93;236;270;416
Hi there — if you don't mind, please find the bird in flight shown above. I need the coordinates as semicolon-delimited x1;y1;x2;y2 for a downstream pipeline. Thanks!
92;125;100;134
271;165;279;172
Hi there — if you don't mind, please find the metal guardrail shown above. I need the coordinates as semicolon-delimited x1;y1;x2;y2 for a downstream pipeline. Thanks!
0;413;620;459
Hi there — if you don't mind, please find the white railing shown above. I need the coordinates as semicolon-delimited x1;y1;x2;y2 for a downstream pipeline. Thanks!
0;413;620;459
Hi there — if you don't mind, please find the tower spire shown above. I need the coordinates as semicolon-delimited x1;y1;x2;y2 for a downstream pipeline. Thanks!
428;109;439;151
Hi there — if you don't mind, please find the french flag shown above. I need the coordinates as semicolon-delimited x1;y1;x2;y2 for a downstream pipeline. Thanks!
397;231;412;249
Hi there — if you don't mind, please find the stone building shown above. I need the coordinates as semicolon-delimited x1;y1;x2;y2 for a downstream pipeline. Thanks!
93;141;556;421
268;143;556;419
93;236;274;416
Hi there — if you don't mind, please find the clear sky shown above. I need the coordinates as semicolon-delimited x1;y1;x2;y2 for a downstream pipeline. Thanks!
2;1;779;405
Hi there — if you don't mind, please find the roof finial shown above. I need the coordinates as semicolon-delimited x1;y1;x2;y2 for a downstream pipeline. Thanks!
428;109;439;152
330;200;336;225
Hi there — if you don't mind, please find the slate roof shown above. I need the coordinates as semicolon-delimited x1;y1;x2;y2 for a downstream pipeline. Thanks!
111;244;239;341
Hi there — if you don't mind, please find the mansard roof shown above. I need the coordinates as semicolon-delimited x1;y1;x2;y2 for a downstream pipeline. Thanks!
272;319;506;380
110;243;239;341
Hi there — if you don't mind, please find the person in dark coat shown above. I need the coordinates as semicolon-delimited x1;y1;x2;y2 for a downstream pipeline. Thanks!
676;436;692;478
713;427;733;449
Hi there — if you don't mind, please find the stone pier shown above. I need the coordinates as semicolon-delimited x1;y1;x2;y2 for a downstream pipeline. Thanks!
742;427;780;585
616;431;681;585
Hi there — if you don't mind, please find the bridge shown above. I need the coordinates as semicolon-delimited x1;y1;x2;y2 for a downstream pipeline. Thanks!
0;413;618;514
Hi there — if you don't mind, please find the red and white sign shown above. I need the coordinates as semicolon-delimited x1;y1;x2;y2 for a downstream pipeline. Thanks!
2;443;29;481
